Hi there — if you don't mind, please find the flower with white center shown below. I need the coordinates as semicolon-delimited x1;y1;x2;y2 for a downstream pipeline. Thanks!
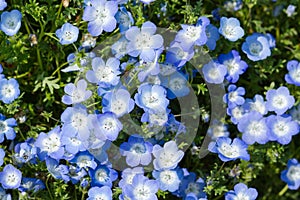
285;60;300;86
223;84;245;109
227;105;247;124
242;33;271;61
165;41;194;69
281;158;300;190
87;186;112;200
153;140;184;170
219;17;244;42
55;22;79;45
202;60;227;84
111;36;129;59
46;158;70;182
141;108;170;126
0;164;22;189
179;172;207;199
0;113;17;143
207;120;230;140
244;94;268;115
115;6;134;33
225;183;258;200
266;86;295;115
0;10;22;36
161;72;190;99
90;165;118;187
62;79;92;105
238;111;270;145
70;151;97;169
152;168;183;192
119;167;144;188
0;78;20;104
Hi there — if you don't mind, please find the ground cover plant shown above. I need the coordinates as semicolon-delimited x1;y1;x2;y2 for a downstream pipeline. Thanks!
0;0;300;199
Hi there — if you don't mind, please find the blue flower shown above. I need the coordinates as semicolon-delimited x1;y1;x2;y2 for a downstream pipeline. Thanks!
35;126;64;161
111;36;129;59
281;158;300;190
207;120;230;140
119;167;144;188
14;138;37;164
61;127;85;154
165;41;194;69
115;6;134;33
225;183;258;200
285;60;300;86
86;57;121;88
208;137;250;162
205;24;220;50
141;108;170;127
62;51;96;73
238;111;270;145
178;172;207;199
0;164;22;189
0;113;17;143
290;104;300;124
123;174;159;200
227;105;247;125
266;86;295;115
152;168;183;192
242;33;271;61
285;5;296;17
55;22;79;45
223;84;245;109
62;79;92;105
68;165;87;184
202;60;227;84
219;17;244;42
125;21;163;62
87;186;112;200
46;158;70;182
266;115;299;145
265;33;276;49
70;151;97;170
243;94;268;115
161;72;190;99
0;10;22;36
0;0;7;11
0;187;11;199
0;78;20;104
120;135;153;167
224;0;243;12
18;178;45;193
175;16;210;51
82;0;118;36
153;140;184;171
0;149;4;166
218;50;248;83
89;164;118;187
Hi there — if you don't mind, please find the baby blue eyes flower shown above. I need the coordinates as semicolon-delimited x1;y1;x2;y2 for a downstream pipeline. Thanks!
55;22;79;45
0;78;20;104
285;5;296;17
115;6;134;33
89;164;118;187
219;17;244;42
119;167;144;188
202;60;227;84
242;33;271;61
0;149;4;166
0;114;17;143
152;168;183;192
0;0;7;11
208;137;250;162
0;164;22;189
266;86;295;115
18;177;45;193
205;24;220;51
285;60;300;86
281;158;300;190
0;10;22;36
225;183;258;200
62;79;92;105
125;21;163;62
87;186;112;200
223;84;245;109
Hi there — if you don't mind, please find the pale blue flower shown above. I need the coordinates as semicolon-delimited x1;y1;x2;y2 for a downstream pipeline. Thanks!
0;10;22;36
62;79;92;105
242;33;271;61
219;17;244;42
55;22;79;45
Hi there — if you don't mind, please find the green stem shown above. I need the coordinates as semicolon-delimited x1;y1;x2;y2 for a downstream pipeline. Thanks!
36;47;43;69
9;71;30;79
86;101;101;109
44;33;60;42
45;175;54;200
51;61;69;76
81;190;87;200
278;184;288;196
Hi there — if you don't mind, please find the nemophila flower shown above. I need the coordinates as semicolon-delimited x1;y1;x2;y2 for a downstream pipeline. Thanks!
134;83;169;112
0;164;22;189
61;105;92;141
175;16;210;51
18;178;45;193
178;172;207;199
285;60;300;86
141;108;170;127
266;115;299;145
205;24;220;50
81;33;97;50
207;120;230;140
281;158;300;190
161;72;190;99
111;36;128;59
152;168;183;192
208;137;250;162
243;94;268;115
0;113;17;143
123;174;159;200
266;86;295;115
87;186;112;200
115;6;134;33
35;126;64;161
70;151;97;169
265;33;276;49
285;5;296;17
202;60;227;84
212;8;221;21
219;17;244;42
242;33;271;61
82;0;118;36
61;126;85;154
224;0;243;12
86;57;121;88
223;85;245;109
68;165;87;184
0;10;22;36
89;164;118;187
0;0;7;11
227;105;247;124
120;135;153;167
0;78;20;104
238;111;270;145
87;140;110;163
119;167;144;188
165;41;194;69
102;87;135;117
62;51;96;73
46;158;70;182
55;22;79;45
62;79;92;105
0;149;4;166
218;50;248;83
290;104;300;124
153;140;184;170
159;62;177;76
14;139;37;164
225;183;258;200
125;21;163;62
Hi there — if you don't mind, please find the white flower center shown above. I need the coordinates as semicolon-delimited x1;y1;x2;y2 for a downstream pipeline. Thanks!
5;172;20;186
273;121;289;137
247;121;265;136
0;121;8;133
218;143;239;158
135;33;152;49
96;66;115;82
42;134;61;153
185;26;201;41
131;143;146;154
234;193;250;200
249;42;262;55
111;99;127;115
185;182;200;196
287;165;300;181
133;184;151;199
271;95;287;109
229;91;238;102
159;170;177;184
224;59;239;75
95;168;109;182
290;68;300;82
1;84;16;98
71;113;88;129
208;68;220;80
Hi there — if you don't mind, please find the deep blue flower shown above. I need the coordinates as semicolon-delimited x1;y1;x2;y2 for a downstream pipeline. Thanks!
82;0;118;36
242;33;271;61
125;21;163;62
115;6;134;33
165;41;194;69
70;151;97;170
266;86;295;115
0;10;22;36
202;60;227;84
205;24;220;50
87;186;112;200
89;164;118;187
18;178;45;193
0;0;6;11
225;183;258;200
219;17;244;42
67;165;87;184
281;158;300;190
208;137;250;162
285;60;300;86
46;158;70;182
119;167;144;188
223;84;245;109
0;164;22;189
265;33;276;49
178;172;207;199
62;79;92;105
55;22;79;45
0;78;20;104
0;113;17;143
152;168;183;192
